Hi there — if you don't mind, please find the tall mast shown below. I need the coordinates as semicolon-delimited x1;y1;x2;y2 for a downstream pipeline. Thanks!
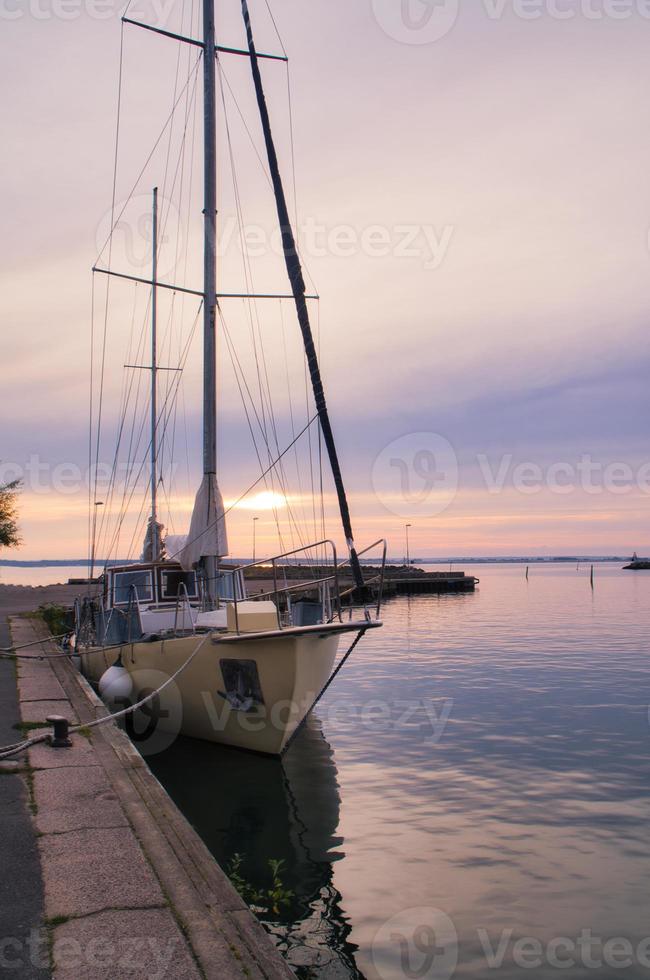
150;186;159;561
203;0;218;601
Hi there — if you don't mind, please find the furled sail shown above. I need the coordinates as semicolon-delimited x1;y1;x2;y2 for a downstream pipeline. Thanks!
240;0;364;590
179;475;229;571
141;517;166;563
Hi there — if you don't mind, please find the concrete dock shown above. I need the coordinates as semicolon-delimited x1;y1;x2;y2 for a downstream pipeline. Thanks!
0;593;294;980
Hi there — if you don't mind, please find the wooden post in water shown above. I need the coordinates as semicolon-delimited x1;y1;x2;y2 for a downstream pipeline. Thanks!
590;565;595;589
525;566;529;581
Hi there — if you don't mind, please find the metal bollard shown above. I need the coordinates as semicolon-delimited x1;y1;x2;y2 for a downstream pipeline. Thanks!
46;715;73;749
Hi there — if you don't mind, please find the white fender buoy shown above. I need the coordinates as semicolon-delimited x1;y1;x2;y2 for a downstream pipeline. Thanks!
99;663;133;703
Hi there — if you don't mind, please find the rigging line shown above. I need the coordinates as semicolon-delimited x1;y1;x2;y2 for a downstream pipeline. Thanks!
254;305;307;552
179;35;199;326
93;55;202;269
221;303;303;555
285;64;299;234
104;304;202;561
97;279;143;558
171;51;200;290
159;477;176;536
157;294;177;477
125;478;152;560
218;74;300;552
263;0;287;57
304;357;318;541
219;309;287;551
92;21;126;557
316;299;326;542
221;307;307;558
279;299;308;540
87;275;96;586
220;314;280;524
218;75;287;551
102;273;171;563
217;62;273;191
166;413;320;564
284;62;318;298
98;289;154;563
159;57;200;283
104;338;185;563
160;15;184;214
218;75;270;441
110;366;152;561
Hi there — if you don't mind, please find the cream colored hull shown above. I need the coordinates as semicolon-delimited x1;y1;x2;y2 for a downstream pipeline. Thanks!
80;629;341;755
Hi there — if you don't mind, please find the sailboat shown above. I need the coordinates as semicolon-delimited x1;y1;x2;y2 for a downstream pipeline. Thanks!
77;0;385;755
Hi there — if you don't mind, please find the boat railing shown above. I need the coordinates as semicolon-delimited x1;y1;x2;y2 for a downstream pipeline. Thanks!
223;538;387;633
125;584;145;642
173;582;196;636
338;538;388;620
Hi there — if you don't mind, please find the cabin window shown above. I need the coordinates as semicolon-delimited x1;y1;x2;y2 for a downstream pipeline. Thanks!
159;569;198;601
113;570;154;605
216;569;245;601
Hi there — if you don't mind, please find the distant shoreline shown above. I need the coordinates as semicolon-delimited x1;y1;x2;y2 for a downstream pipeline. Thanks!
0;556;632;568
0;560;133;568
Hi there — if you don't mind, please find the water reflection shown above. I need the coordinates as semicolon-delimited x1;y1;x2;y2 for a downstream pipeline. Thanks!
147;715;361;977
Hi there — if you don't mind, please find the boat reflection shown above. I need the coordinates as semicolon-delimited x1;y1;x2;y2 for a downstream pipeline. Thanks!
147;714;362;978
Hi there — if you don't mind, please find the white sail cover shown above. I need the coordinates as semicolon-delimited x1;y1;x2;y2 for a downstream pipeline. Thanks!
179;475;229;571
141;517;166;563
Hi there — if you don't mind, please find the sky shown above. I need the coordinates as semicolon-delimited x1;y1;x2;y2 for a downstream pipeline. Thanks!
3;0;650;561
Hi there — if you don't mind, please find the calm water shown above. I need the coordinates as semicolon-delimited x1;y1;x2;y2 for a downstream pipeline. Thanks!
147;563;650;979
0;566;88;587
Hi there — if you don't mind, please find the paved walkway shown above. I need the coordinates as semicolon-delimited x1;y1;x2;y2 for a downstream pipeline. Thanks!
0;601;294;980
0;615;49;979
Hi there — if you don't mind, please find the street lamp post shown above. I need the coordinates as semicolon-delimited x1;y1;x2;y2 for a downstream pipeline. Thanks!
252;516;259;563
90;501;104;584
405;523;412;568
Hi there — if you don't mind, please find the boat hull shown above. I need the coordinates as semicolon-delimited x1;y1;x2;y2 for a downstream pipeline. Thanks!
80;629;341;755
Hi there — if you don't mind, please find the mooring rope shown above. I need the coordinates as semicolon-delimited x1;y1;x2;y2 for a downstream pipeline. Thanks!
0;633;210;761
0;634;74;660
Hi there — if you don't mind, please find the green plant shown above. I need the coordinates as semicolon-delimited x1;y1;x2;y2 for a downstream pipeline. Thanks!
38;604;70;638
226;854;294;917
